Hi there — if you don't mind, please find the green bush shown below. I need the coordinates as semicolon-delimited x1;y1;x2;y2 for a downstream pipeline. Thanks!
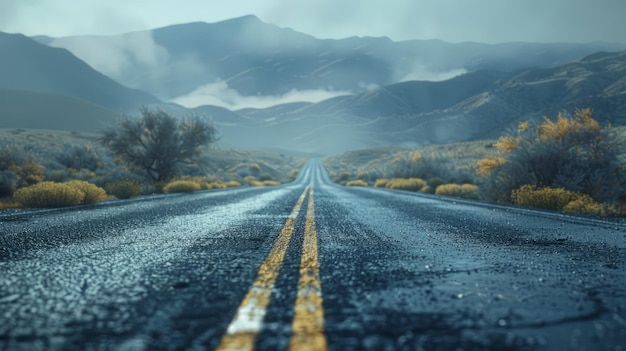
105;180;143;199
64;180;107;204
163;180;201;193
14;182;85;208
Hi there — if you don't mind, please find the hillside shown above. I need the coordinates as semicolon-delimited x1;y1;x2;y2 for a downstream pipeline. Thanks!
0;89;121;132
223;50;626;153
37;15;626;104
0;31;160;112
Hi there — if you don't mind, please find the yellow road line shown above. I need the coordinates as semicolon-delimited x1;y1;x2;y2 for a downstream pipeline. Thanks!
288;188;327;351
215;187;309;351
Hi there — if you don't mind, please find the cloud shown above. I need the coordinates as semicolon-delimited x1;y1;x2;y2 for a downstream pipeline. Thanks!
52;31;168;76
50;31;208;97
398;62;467;82
171;81;351;110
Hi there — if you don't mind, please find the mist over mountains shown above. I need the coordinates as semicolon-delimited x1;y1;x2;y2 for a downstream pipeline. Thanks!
2;15;626;154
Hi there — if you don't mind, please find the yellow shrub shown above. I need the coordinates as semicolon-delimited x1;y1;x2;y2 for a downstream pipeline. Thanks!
562;197;606;216
224;180;241;188
477;156;508;175
197;181;211;190
346;180;368;187
420;185;432;193
64;180;107;204
249;180;281;186
538;109;600;142
0;201;21;210
9;161;45;186
435;183;479;199
374;178;389;187
105;180;143;199
411;151;422;162
511;185;578;211
512;185;606;215
163;180;201;193
386;178;427;191
206;181;227;189
493;136;520;153
14;182;85;208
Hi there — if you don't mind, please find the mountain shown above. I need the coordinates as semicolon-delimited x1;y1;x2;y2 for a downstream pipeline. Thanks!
0;89;121;132
37;15;626;105
0;31;160;112
215;50;626;154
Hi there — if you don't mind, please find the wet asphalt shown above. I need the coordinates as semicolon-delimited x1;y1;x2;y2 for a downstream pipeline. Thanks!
1;159;625;351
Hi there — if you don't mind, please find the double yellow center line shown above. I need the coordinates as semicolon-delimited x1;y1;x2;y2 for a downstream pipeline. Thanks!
216;186;327;351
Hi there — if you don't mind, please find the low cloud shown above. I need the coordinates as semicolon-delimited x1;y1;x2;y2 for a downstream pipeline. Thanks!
50;31;207;97
170;81;351;110
51;31;168;77
398;62;467;82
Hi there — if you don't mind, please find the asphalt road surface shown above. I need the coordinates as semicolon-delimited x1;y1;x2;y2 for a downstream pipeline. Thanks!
1;160;625;351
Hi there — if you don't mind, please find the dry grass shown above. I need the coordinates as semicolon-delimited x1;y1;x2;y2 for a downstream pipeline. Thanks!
386;178;427;191
14;182;86;208
163;180;202;194
435;184;480;200
511;185;608;215
346;179;368;187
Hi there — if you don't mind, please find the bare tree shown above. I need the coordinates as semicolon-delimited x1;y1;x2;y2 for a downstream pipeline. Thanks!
99;108;218;182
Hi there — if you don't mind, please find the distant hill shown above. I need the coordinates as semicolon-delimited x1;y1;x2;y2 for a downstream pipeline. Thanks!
0;89;121;132
37;15;626;104
0;31;160;112
216;50;626;154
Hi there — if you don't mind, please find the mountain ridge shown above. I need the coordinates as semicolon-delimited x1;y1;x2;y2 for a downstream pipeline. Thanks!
0;31;160;112
37;16;626;106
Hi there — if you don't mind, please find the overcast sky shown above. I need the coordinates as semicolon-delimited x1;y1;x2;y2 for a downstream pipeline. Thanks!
1;0;625;44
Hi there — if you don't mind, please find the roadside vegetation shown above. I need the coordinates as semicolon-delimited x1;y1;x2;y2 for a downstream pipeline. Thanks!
325;109;626;216
1;109;304;209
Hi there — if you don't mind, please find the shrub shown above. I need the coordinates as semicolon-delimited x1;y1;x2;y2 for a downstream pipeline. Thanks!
337;171;351;182
248;164;262;175
224;180;241;188
374;178;389;187
511;185;606;215
346;180;368;187
0;171;18;197
8;161;45;187
249;180;281;186
386;178;427;191
14;182;85;208
99;108;218;182
206;181;226;189
56;143;110;171
435;183;480;200
562;198;606;216
64;180;107;204
105;180;143;199
426;177;446;189
478;109;625;203
163;180;201;194
290;169;299;180
390;151;475;184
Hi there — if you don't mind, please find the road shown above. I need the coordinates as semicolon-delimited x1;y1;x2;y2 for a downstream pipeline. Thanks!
1;159;625;350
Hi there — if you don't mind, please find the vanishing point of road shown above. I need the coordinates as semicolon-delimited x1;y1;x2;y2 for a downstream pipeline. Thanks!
1;160;625;350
